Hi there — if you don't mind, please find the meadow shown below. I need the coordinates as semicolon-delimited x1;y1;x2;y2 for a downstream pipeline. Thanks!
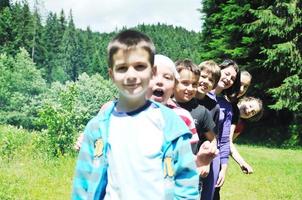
0;125;301;200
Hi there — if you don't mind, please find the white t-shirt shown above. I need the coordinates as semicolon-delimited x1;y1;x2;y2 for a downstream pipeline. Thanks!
104;102;166;200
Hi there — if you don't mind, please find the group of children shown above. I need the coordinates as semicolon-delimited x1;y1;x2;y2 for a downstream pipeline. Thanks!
72;29;263;200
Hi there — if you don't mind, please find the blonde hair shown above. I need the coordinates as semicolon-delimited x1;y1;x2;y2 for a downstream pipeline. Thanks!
155;54;180;79
241;70;252;81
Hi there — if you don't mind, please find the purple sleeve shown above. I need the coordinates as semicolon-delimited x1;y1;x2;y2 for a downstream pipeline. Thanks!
219;102;233;165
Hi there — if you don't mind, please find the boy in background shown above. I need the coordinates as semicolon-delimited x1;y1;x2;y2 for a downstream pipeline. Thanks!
173;59;217;178
196;60;221;200
72;30;199;200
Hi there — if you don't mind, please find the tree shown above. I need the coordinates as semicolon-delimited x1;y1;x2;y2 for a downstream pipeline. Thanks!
56;10;82;81
199;0;302;145
0;48;46;128
199;0;254;63
0;0;10;10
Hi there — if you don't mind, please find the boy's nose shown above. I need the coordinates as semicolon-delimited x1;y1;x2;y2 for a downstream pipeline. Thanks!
125;67;137;78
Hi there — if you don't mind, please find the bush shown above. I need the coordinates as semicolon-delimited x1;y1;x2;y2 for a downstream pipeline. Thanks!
37;73;117;156
0;125;42;160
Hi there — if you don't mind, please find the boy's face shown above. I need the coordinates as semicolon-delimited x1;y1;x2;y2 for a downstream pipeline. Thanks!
197;69;215;96
146;63;175;104
217;66;237;90
237;74;251;98
238;100;260;119
173;69;199;102
109;48;154;101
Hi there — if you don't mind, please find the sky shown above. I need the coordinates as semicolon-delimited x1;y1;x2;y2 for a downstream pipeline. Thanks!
17;0;202;33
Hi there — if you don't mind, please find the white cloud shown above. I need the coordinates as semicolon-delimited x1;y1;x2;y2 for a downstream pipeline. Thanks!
14;0;202;33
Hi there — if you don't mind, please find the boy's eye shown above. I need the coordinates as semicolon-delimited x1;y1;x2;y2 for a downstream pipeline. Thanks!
116;66;128;72
180;80;190;86
134;64;147;71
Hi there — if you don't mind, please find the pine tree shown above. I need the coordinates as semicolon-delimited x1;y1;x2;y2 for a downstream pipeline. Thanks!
0;0;10;10
246;0;302;140
42;12;66;82
57;10;82;81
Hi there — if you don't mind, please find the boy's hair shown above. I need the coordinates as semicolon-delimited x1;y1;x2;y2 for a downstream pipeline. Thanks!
107;29;156;68
219;59;241;102
175;59;200;77
240;96;264;122
241;70;252;80
198;60;221;89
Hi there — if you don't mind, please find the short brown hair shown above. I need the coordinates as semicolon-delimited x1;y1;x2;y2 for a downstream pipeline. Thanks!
198;60;221;89
107;29;155;68
175;59;200;76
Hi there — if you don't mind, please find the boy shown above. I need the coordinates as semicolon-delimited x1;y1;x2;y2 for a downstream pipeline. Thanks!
72;30;199;200
195;60;221;200
172;59;217;178
196;60;221;143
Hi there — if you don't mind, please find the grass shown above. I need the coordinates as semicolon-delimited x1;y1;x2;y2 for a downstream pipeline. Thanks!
221;145;302;200
0;125;76;200
0;125;301;199
0;156;75;200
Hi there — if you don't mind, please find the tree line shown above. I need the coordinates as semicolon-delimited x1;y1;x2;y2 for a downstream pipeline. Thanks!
0;0;301;147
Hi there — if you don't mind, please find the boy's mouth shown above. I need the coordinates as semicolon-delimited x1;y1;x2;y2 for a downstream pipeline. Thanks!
153;89;164;97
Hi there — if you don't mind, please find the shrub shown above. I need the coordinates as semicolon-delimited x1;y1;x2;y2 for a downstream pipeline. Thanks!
37;73;117;156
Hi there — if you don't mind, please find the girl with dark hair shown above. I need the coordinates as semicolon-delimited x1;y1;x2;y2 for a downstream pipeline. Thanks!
212;59;241;200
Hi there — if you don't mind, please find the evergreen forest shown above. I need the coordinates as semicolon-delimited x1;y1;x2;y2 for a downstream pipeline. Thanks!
0;0;301;155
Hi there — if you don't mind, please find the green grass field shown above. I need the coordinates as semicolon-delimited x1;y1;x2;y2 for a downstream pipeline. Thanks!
0;126;302;199
221;145;302;200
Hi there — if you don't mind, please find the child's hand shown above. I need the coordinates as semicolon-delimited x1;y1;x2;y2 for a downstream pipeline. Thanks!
240;162;253;174
215;169;226;188
196;141;219;167
198;164;210;178
74;133;84;151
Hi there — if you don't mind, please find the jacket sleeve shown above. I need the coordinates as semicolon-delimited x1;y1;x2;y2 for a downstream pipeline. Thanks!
173;133;199;199
72;120;96;200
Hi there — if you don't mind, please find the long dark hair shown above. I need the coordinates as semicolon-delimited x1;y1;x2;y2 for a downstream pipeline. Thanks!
219;59;241;103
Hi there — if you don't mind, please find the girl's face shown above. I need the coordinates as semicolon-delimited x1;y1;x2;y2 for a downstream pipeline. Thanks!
217;66;237;90
238;74;251;98
238;100;261;119
173;69;199;102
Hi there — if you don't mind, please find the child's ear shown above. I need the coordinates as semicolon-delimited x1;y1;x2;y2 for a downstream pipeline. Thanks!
108;68;113;80
152;65;157;77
